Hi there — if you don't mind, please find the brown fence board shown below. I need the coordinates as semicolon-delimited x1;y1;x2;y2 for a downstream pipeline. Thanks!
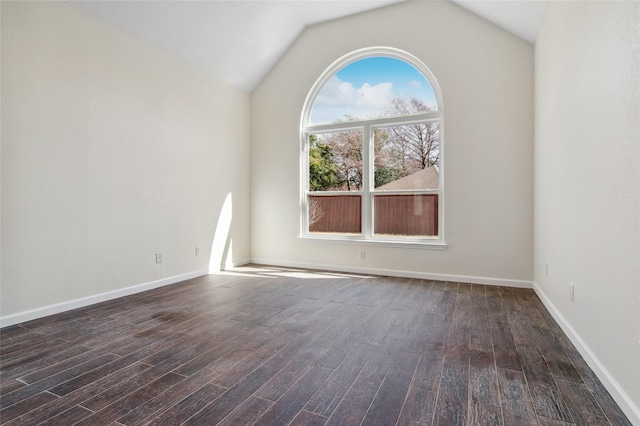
309;194;438;237
374;194;438;237
309;195;361;234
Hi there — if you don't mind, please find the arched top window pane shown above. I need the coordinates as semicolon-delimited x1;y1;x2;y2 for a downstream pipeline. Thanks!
309;56;438;125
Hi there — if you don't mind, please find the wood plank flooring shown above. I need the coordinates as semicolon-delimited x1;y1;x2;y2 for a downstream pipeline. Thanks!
0;265;631;425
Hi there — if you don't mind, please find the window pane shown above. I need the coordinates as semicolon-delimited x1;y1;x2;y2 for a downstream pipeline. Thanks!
309;131;363;192
308;195;362;235
374;123;440;189
374;194;438;237
309;57;437;124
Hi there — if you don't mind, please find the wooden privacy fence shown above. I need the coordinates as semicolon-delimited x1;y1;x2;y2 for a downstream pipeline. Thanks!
374;194;438;236
309;194;438;236
309;195;361;234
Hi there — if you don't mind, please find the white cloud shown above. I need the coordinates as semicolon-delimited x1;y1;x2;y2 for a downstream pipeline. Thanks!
409;80;422;88
315;76;394;109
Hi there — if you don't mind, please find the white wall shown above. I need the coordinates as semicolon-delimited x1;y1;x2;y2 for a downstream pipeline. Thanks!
251;1;534;285
1;1;251;324
534;1;640;421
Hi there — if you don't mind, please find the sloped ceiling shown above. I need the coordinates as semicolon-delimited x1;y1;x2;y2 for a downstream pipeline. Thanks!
451;0;548;44
67;1;548;93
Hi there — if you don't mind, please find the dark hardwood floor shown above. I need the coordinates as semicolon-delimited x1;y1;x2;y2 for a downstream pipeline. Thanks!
0;265;631;425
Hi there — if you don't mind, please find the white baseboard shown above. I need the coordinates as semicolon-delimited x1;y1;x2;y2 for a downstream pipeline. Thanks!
249;258;532;288
209;258;252;273
0;269;209;328
533;282;640;426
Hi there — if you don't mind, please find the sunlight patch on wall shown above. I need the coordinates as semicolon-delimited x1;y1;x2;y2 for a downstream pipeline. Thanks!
209;192;233;273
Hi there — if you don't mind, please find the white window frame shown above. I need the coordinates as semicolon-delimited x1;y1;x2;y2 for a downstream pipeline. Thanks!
299;47;445;249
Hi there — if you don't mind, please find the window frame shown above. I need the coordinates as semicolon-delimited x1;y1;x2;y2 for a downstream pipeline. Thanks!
300;47;445;249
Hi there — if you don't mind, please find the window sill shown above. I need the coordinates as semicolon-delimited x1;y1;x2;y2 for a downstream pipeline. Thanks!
299;234;447;250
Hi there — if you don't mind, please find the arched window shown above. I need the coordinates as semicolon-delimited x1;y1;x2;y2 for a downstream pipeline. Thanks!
301;47;444;246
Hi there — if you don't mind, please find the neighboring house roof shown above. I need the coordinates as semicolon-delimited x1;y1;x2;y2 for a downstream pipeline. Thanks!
377;166;439;190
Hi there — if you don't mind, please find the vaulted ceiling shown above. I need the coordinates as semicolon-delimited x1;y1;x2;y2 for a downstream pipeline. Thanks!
67;1;549;93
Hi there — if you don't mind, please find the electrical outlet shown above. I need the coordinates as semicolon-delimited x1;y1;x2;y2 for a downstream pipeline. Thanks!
195;246;200;256
156;253;162;264
545;263;549;277
570;283;575;302
359;250;366;260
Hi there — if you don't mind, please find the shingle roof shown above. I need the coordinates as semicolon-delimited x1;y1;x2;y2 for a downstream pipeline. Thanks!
376;166;439;190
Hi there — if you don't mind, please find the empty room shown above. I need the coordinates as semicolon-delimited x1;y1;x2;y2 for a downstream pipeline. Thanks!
1;0;638;425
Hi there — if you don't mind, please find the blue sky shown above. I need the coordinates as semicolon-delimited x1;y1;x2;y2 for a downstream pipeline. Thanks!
310;56;437;124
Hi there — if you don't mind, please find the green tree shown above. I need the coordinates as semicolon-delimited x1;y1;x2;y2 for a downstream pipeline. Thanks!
373;128;404;187
324;131;363;191
374;164;404;187
308;135;340;191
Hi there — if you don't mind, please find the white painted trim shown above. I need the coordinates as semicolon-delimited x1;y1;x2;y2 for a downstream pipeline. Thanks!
304;112;442;134
533;282;640;426
211;258;252;273
250;258;532;289
299;234;447;250
228;258;252;269
0;270;209;328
